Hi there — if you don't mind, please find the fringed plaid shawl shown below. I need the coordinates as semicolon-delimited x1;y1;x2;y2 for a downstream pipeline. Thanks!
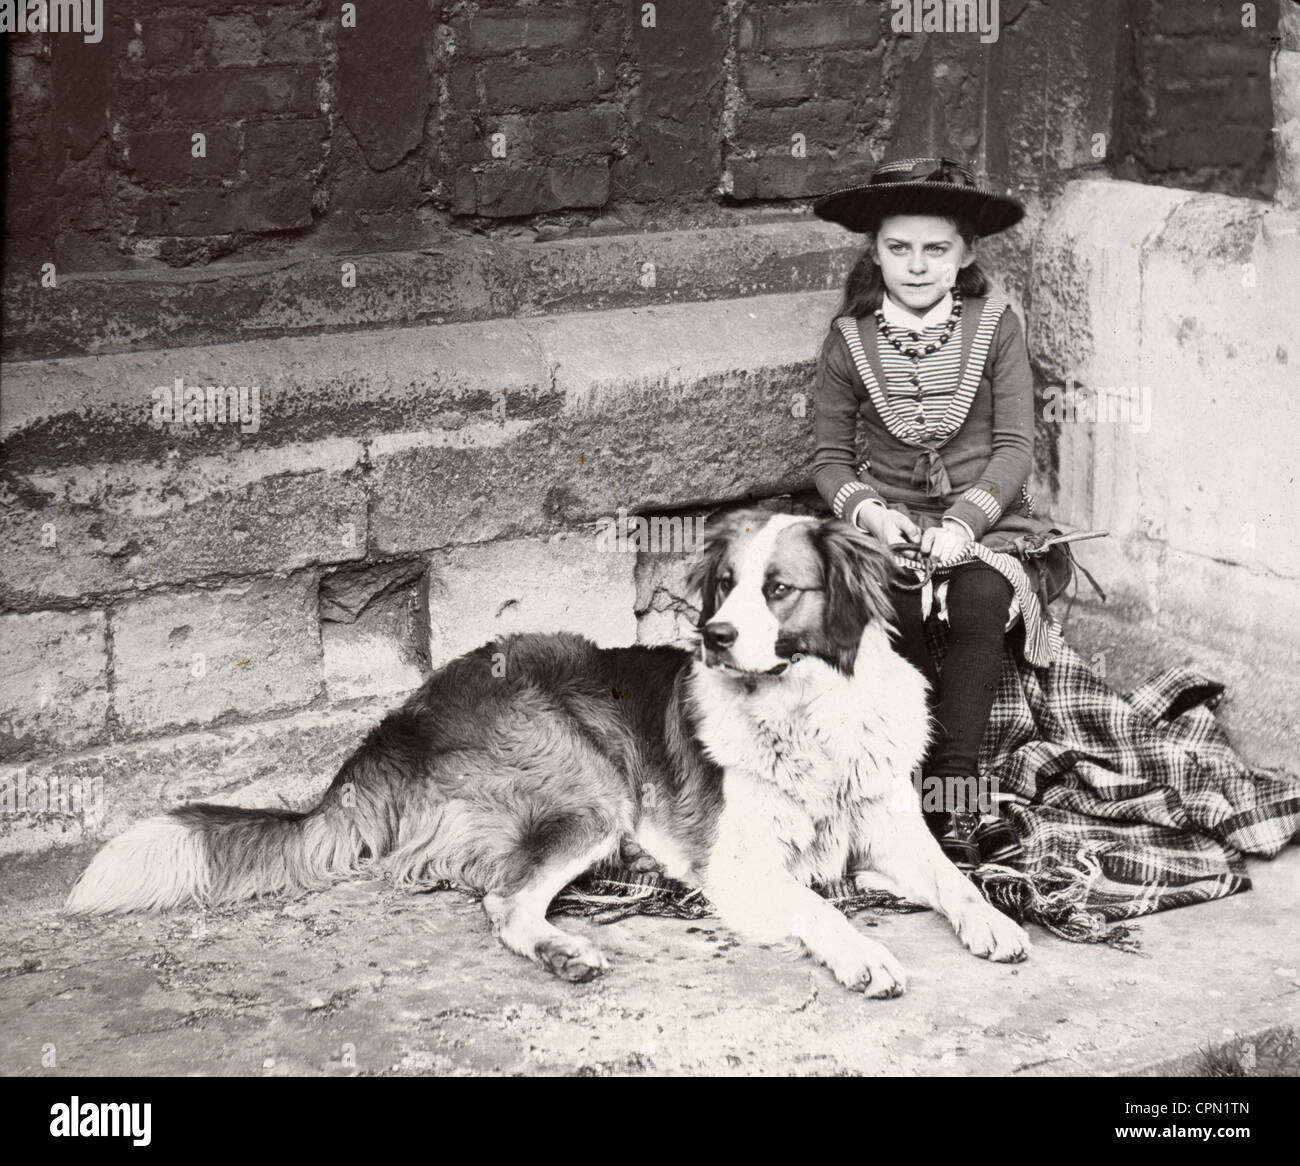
965;635;1300;943
555;635;1300;949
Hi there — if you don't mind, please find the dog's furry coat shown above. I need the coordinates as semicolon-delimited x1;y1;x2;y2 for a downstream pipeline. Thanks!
68;512;1028;994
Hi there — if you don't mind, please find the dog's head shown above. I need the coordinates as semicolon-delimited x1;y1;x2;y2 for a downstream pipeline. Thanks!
687;510;896;680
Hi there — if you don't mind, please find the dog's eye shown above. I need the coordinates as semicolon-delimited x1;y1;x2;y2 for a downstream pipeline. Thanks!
718;575;734;596
767;582;793;600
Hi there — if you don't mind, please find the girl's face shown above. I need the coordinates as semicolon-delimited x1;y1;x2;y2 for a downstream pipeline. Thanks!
872;214;976;314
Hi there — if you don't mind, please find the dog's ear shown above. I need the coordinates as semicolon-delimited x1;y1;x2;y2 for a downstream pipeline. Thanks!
813;518;897;673
686;508;765;625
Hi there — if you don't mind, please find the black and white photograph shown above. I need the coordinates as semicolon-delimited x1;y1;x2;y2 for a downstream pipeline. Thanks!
1;0;1297;1115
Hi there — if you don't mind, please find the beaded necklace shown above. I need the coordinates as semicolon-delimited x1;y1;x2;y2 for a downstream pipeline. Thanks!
875;292;963;359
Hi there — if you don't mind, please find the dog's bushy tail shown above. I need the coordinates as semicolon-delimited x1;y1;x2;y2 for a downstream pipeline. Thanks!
65;745;403;916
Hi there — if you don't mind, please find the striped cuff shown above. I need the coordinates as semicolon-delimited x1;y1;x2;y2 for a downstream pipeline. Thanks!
961;486;1002;526
831;480;882;521
943;486;1002;541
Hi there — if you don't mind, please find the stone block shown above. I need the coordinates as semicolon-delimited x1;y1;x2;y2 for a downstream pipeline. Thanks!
0;440;368;606
320;561;430;702
0;611;109;760
426;532;637;666
337;0;431;170
112;575;322;737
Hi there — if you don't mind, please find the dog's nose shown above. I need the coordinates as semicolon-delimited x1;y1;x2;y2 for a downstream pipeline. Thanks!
702;622;737;650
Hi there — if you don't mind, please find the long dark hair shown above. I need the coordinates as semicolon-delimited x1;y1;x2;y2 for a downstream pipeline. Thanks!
832;213;989;321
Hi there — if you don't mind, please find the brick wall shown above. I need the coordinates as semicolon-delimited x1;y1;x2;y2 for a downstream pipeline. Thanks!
1113;0;1279;199
6;0;1262;276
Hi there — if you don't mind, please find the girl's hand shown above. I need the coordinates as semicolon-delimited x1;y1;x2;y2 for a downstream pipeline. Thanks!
858;503;921;547
921;522;970;565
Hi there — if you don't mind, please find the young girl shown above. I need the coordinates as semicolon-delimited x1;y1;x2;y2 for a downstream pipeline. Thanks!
811;157;1058;871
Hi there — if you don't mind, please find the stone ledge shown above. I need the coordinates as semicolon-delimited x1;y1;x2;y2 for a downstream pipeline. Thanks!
1;219;858;362
1;289;838;474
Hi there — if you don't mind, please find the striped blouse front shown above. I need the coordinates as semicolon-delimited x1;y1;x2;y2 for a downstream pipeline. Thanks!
875;293;964;444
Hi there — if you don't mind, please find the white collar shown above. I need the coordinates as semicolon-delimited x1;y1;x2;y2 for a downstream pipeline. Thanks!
881;290;954;331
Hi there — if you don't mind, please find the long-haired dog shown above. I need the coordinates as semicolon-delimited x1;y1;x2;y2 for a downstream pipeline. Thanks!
67;511;1028;996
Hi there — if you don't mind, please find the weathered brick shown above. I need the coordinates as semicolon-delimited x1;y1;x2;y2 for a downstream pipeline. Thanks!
453;7;589;56
759;3;884;50
112;576;323;737
728;151;873;200
426;533;637;667
815;50;885;100
0;441;368;607
531;107;620;156
739;55;818;104
261;7;323;63
482;108;620;162
152;68;319;121
453;160;610;216
133;15;198;69
0;611;109;760
165;180;315;235
244;118;328;180
734;100;859;151
206;9;321;67
126;128;240;183
208;14;266;67
480;55;616;112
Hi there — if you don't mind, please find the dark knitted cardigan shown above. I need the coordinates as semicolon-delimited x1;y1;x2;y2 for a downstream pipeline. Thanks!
812;295;1049;548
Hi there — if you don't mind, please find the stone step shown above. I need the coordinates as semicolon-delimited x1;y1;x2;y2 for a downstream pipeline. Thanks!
1;289;835;605
1;218;857;362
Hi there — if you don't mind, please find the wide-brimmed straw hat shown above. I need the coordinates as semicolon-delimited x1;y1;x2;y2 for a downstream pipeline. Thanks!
813;156;1025;237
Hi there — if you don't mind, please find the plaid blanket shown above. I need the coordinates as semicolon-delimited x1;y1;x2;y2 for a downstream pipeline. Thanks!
964;634;1300;940
556;634;1300;947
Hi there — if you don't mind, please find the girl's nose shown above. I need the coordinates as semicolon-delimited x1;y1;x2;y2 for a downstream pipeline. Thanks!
908;250;927;273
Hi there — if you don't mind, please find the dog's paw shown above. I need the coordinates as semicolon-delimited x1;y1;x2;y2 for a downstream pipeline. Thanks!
826;935;908;999
535;932;610;983
956;906;1030;963
618;836;665;876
